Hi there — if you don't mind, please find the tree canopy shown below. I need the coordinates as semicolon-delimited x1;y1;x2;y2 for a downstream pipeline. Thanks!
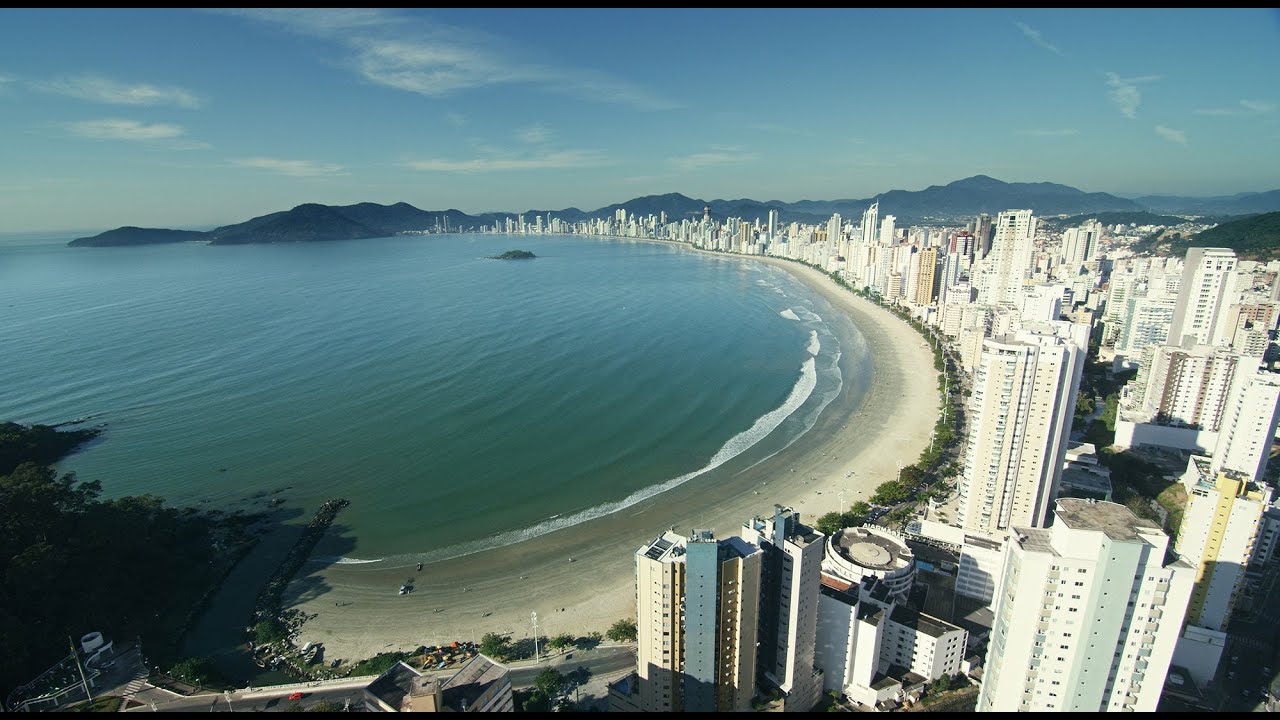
0;423;254;699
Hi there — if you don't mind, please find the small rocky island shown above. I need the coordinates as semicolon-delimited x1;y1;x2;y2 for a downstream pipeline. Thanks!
489;249;536;260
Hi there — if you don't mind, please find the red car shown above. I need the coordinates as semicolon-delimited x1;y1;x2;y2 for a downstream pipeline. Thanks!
288;692;304;701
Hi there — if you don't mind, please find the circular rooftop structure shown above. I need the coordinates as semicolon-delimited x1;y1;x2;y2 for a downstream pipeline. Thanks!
846;540;892;567
823;526;916;601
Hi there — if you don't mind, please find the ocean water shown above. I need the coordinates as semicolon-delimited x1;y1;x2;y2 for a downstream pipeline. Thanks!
0;233;850;561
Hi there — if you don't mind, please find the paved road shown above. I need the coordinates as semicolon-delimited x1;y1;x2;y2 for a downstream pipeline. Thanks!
125;645;636;712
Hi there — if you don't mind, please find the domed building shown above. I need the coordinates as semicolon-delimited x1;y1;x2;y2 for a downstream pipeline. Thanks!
822;525;916;602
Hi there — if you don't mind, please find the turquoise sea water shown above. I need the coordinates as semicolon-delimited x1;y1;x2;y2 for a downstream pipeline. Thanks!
0;233;848;561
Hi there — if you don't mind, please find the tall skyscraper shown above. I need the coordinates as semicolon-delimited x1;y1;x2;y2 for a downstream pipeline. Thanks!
1169;247;1239;347
741;507;824;712
1132;344;1253;430
979;209;1037;306
634;529;762;712
914;247;939;305
1061;220;1102;270
878;215;896;246
972;213;995;259
1212;370;1280;482
957;323;1086;536
979;499;1195;712
860;202;879;247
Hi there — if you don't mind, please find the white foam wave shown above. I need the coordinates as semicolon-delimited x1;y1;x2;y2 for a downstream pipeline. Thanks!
385;357;820;567
780;308;800;321
806;330;820;356
311;556;385;565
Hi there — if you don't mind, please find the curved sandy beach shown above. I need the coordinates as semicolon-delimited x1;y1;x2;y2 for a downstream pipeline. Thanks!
282;250;940;663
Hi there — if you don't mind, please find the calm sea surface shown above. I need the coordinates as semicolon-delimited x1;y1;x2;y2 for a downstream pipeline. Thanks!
0;233;851;560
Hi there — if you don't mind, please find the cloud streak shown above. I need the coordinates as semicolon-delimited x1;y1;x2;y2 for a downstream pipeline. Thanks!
406;150;609;173
667;150;756;172
1194;99;1277;117
65;118;187;141
1018;128;1080;137
517;124;552;144
1015;21;1063;56
225;9;676;111
39;75;203;108
230;157;347;177
1154;125;1187;145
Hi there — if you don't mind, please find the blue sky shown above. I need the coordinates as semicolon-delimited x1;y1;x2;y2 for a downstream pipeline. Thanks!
1;8;1278;232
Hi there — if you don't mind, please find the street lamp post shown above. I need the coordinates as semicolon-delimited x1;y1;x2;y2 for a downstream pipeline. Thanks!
531;612;540;664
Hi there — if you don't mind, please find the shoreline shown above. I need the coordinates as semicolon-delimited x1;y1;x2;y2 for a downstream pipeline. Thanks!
280;239;940;665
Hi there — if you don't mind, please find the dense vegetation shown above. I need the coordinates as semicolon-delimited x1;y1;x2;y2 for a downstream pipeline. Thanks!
0;423;257;699
489;249;536;260
1170;211;1280;261
1040;211;1190;229
68;227;207;247
0;421;100;475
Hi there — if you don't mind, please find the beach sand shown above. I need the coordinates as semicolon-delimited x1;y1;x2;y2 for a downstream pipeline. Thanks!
283;251;940;663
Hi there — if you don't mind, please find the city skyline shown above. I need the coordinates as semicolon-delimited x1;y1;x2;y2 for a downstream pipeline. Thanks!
2;8;1278;232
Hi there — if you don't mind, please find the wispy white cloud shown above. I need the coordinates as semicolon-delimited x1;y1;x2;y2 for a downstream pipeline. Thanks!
1155;125;1187;145
230;157;347;177
1105;72;1161;119
38;75;203;108
747;122;818;138
444;111;467;127
65;118;187;141
1240;100;1276;114
406;150;609;173
1018;128;1080;137
1014;21;1063;56
224;8;676;110
215;8;397;34
517;124;552;144
668;149;756;172
1194;99;1277;117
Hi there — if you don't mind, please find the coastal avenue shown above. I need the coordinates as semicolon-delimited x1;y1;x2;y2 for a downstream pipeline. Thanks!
122;644;636;712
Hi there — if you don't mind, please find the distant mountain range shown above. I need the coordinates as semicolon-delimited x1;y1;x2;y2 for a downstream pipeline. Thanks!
1134;190;1280;217
70;175;1280;247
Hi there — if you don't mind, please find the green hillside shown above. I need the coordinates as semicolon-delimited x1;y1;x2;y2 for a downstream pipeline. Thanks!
1170;211;1280;261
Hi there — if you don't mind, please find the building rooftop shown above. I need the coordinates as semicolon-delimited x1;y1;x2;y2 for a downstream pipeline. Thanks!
962;533;1005;552
638;531;686;563
1060;462;1113;499
364;662;422;711
889;606;963;639
441;653;509;712
1052;498;1161;541
831;526;914;571
1010;527;1057;556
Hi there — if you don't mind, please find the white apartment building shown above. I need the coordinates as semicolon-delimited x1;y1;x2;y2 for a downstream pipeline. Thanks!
1212;370;1280;482
979;499;1195;713
1116;293;1177;360
1061;220;1102;271
741;507;824;713
1136;344;1254;429
815;576;967;710
978;209;1037;307
1169;247;1239;347
957;322;1086;535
